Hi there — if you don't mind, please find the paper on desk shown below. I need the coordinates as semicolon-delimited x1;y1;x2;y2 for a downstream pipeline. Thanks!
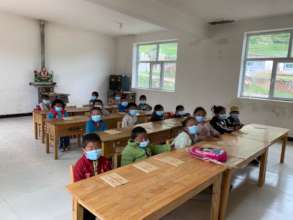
156;156;184;167
100;173;128;188
133;161;158;173
104;129;121;135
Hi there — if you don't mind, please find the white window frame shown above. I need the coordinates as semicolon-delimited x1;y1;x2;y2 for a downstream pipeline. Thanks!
132;40;178;92
238;28;293;102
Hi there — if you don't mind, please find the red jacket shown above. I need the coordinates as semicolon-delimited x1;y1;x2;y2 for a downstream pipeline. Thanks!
73;155;112;182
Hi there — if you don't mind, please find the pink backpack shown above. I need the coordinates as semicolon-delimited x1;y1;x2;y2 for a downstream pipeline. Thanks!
188;145;227;163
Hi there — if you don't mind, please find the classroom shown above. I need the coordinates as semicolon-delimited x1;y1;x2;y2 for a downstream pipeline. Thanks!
0;0;293;220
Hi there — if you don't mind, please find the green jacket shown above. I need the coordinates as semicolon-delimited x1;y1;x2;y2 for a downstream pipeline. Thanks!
121;140;171;166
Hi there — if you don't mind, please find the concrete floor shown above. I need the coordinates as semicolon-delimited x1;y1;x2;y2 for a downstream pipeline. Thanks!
0;116;292;220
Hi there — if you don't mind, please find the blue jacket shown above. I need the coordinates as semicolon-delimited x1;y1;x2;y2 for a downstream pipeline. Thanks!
118;104;127;112
85;120;108;134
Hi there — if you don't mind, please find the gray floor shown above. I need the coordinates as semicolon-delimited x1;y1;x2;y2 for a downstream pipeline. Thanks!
0;116;292;220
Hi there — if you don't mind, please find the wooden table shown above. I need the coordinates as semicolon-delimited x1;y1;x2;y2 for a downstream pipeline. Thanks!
239;124;289;163
98;118;183;167
67;150;225;220
45;113;150;160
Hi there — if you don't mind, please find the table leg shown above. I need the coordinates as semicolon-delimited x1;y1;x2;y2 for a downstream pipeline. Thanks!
75;201;84;220
219;169;233;220
41;123;45;144
210;174;222;220
54;136;59;160
34;122;38;139
46;133;50;154
258;149;268;187
77;135;81;147
280;133;288;164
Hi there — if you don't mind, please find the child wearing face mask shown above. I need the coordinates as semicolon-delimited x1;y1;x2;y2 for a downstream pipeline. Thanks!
93;100;110;116
86;107;108;134
137;95;152;111
227;106;243;130
172;117;200;149
39;94;51;111
151;104;165;122
210;105;234;134
121;127;171;166
122;103;138;128
118;96;129;112
193;107;220;140
47;99;70;151
174;105;190;118
73;133;111;220
89;91;100;105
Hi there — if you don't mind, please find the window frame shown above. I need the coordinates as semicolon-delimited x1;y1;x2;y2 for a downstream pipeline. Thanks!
133;40;178;92
238;28;293;102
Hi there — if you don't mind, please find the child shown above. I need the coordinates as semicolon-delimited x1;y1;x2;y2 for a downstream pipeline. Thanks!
193;107;220;139
174;105;190;118
121;103;138;128
89;91;100;105
39;94;51;111
172;117;199;149
85;107;108;134
227;106;244;130
47;99;70;151
118;96;129;112
121;127;171;166
151;104;165;122
93;100;110;116
73;133;111;220
137;95;152;111
210;105;234;134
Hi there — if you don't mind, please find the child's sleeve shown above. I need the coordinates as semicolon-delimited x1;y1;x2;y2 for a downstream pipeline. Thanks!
150;144;171;155
47;112;54;120
102;121;108;131
85;121;94;134
172;133;191;149
121;148;135;166
121;116;128;128
73;161;85;182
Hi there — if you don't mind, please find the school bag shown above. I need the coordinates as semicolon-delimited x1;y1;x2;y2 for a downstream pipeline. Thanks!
188;145;227;163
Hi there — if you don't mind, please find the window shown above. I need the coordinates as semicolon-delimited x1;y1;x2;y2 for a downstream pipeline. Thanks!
133;41;178;91
239;29;293;101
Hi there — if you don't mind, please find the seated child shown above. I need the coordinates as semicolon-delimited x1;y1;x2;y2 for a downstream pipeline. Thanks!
174;105;190;118
118;96;128;112
172;117;200;149
210;105;234;134
85;107;108;134
73;133;111;220
137;95;152;111
227;106;244;130
121;127;171;166
89;91;100;105
122;103;138;128
193;107;220;139
93;99;110;116
39;94;51;111
151;104;165;122
47;99;70;151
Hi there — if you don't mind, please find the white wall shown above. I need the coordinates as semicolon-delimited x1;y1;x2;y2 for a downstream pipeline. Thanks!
115;14;293;136
0;12;115;115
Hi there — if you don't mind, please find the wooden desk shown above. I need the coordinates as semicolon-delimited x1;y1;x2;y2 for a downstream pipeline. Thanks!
67;150;225;220
98;118;183;164
45;113;150;160
239;124;289;163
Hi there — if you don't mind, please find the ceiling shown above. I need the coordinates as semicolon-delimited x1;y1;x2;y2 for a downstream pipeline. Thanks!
0;0;162;35
156;0;293;22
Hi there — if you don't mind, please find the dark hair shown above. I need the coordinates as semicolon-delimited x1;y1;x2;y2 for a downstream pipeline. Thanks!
93;99;103;106
82;133;101;147
131;126;147;140
126;102;137;109
193;107;207;115
139;95;147;100
42;94;50;99
182;117;196;127
154;104;164;111
51;99;65;108
211;105;226;114
90;107;102;113
176;105;184;112
92;91;99;97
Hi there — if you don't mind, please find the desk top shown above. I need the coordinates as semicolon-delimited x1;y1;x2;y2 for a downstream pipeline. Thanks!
67;150;225;220
98;118;183;142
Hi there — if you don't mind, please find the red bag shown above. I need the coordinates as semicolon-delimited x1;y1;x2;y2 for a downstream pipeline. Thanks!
188;145;227;163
